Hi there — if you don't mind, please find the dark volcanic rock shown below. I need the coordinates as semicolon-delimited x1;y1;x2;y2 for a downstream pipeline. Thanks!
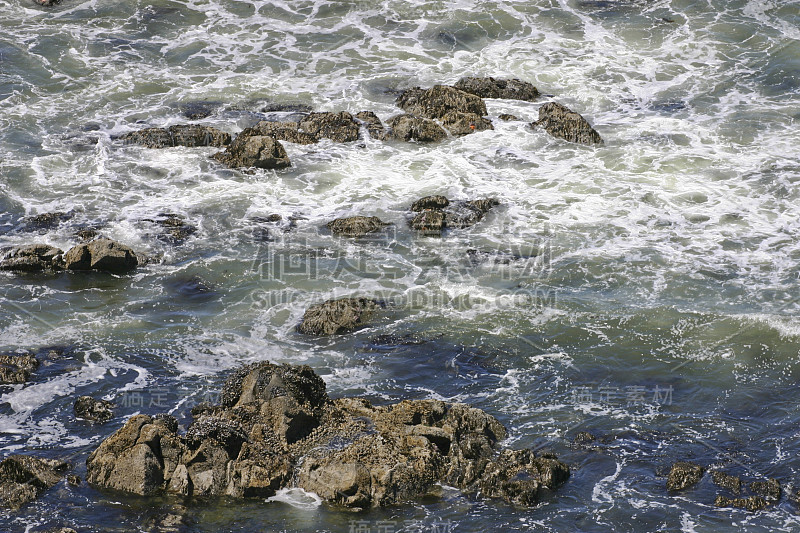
212;135;291;170
396;85;487;119
120;125;231;148
0;455;68;509
531;102;603;145
355;111;388;141
87;361;569;508
750;478;781;501
666;461;704;491
440;111;493;136
326;216;390;237
711;470;742;494
244;121;318;145
74;396;114;423
386;114;447;143
298;112;360;143
297;297;381;335
64;238;138;273
0;353;39;384
454;77;540;101
714;495;768;512
0;244;63;272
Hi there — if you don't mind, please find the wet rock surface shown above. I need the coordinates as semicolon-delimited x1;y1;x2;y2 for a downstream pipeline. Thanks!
326;216;390;237
64;239;138;273
666;461;704;491
19;212;73;233
143;214;197;245
531;102;603;145
74;396;114;423
714;495;768;512
454;77;540;101
386;114;447;143
409;196;499;235
243;121;318;145
396;85;487;119
86;362;570;508
440;111;493;136
298;112;361;143
0;353;40;384
120;125;231;148
0;244;63;272
212;135;291;169
297;297;381;335
0;455;68;509
355;111;388;141
711;470;742;494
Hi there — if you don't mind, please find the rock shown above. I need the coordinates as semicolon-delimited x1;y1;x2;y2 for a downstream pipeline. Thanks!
530;102;603;145
244;121;318;145
64;238;138;273
212;135;291;170
0;353;39;384
454;77;539;101
666;461;704;491
298;112;360;143
498;114;519;121
74;228;101;242
297;297;381;335
411;196;450;211
714;495;768;512
120;125;231;148
143;214;197;245
409;210;446;234
409;196;499;234
396;85;487;119
66;475;81;486
327;216;390;237
750;478;781;501
0;455;68;509
573;431;597;445
386;114;447;143
0;244;63;272
711;470;741;494
20;212;73;233
440;111;493;136
74;396;114;423
87;362;569;508
178;101;223;120
34;0;60;5
355;111;388;141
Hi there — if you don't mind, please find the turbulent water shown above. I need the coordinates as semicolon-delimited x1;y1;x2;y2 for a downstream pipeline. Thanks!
1;0;800;530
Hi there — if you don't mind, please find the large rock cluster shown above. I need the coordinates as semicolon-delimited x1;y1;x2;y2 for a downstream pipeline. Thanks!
86;362;570;508
0;239;139;274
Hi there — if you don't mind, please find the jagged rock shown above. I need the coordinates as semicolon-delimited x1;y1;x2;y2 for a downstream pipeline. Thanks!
498;114;519;121
386;114;447;143
0;455;68;509
0;244;63;272
120;125;231;148
212;135;291;169
714;495;768;512
411;195;450;211
530;102;603;145
750;478;781;501
66;475;81;486
297;297;381;335
298;112;360;143
454;77;540;101
396;85;487;119
711;470;741;494
64;238;138;273
20;212;73;233
441;111;493;136
74;396;114;423
355;111;388;140
0;353;39;384
326;216;390;237
243;121;318;145
666;461;704;491
409;196;499;234
87;362;569;508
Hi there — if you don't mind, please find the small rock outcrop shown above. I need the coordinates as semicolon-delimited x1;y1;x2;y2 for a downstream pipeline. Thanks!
0;244;63;272
711;471;742;494
212;135;291;170
243;121;318;145
298;112;360;143
326;216;390;237
386;114;447;143
74;396;114;423
355;111;388;141
64;239;138;274
440;111;493;136
409;196;499;235
297;297;381;335
666;461;704;491
19;212;73;233
498;114;519;121
120;125;231;149
0;455;68;509
0;353;39;384
454;77;540;101
714;495;768;512
530;102;603;145
86;362;570;508
396;85;487;119
143;213;197;245
750;478;781;501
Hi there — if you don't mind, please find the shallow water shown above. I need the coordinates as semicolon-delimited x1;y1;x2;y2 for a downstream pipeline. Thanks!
1;0;800;531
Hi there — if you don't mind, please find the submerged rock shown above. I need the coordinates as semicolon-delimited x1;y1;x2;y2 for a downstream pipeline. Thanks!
666;461;704;491
243;121;317;145
326;216;390;237
0;244;63;272
0;455;68;509
711;470;742;494
0;353;39;384
19;212;73;233
386;114;447;143
86;362;570;508
714;495;768;512
750;478;781;501
409;196;499;235
212;135;291;170
143;214;197;245
298;112;360;143
120;125;231;149
530;102;603;145
454;77;540;101
396;85;487;119
297;297;381;335
498;113;519;121
64;238;138;274
440;111;493;136
74;396;114;423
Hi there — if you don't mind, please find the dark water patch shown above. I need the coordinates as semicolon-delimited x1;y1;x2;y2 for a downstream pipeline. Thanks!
163;275;218;304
